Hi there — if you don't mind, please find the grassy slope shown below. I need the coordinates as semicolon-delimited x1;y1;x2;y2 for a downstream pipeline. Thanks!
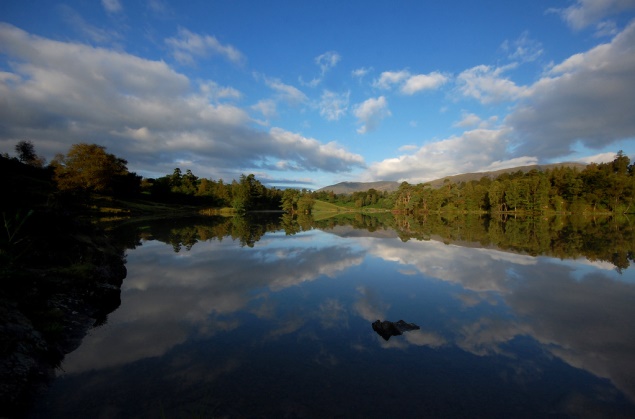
311;200;391;221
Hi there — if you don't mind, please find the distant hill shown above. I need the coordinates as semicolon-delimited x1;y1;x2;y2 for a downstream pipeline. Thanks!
316;181;400;194
317;163;587;194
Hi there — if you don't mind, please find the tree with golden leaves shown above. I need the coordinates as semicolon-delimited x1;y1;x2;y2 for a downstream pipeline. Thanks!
52;143;129;193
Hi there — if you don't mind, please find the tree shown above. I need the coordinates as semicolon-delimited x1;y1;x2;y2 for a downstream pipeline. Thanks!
281;189;300;213
297;194;315;214
52;143;129;194
15;140;45;167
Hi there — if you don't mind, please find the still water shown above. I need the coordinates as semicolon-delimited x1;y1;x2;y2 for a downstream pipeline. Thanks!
31;216;635;418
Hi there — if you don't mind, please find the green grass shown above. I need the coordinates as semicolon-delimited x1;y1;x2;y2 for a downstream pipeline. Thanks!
312;200;350;212
311;200;392;221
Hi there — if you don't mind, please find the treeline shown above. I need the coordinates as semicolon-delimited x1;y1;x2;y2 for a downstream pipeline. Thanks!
113;213;284;251
313;188;395;210
147;170;282;211
2;141;283;212
313;152;635;214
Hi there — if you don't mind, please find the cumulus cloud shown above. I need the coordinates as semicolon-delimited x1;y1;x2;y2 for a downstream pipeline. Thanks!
0;24;363;179
551;0;635;30
367;128;512;183
353;96;391;134
507;20;635;159
374;70;410;89
165;27;245;65
457;64;529;104
401;72;449;94
268;128;365;172
319;90;350;121
375;69;448;94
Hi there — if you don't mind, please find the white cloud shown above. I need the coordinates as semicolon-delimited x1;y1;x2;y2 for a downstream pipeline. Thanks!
454;112;483;128
575;152;621;164
101;0;122;13
367;128;511;183
268;128;365;172
319;90;350;121
165;27;245;66
551;0;635;30
457;64;528;104
454;112;499;129
507;20;635;158
374;70;410;89
401;72;449;94
264;77;308;105
251;99;277;119
483;156;539;172
375;69;448;94
353;96;391;134
352;67;371;79
0;24;363;179
199;81;242;102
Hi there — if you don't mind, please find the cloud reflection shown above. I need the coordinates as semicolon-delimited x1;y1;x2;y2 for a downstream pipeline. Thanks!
364;236;635;401
63;225;635;404
62;231;365;374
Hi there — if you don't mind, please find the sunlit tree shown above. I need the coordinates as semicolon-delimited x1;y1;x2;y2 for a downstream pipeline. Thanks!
52;143;129;193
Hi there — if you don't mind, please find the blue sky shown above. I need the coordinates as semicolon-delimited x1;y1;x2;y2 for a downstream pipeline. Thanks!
1;0;634;189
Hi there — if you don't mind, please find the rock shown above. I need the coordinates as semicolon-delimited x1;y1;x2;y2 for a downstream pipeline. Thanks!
372;319;420;341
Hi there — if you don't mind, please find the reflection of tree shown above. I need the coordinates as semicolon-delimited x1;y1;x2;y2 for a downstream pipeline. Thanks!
116;212;634;270
115;214;285;251
393;213;635;271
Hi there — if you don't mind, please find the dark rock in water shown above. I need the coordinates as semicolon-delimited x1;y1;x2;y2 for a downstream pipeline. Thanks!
372;320;420;341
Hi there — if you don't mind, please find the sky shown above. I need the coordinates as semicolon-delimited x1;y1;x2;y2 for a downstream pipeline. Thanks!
1;0;634;189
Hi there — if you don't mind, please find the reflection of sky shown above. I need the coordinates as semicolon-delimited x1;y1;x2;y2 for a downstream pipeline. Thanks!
46;225;635;417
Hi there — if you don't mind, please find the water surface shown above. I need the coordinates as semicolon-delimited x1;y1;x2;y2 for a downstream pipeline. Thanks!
31;216;635;418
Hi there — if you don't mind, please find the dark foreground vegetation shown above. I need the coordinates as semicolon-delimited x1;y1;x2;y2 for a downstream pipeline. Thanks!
0;153;127;416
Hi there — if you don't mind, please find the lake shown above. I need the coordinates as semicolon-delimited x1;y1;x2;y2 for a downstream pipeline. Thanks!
29;214;635;418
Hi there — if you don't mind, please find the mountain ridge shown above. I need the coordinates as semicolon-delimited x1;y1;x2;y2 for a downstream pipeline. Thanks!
317;162;588;194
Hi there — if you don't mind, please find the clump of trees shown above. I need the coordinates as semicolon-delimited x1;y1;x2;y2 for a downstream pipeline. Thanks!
148;170;283;212
281;189;315;214
312;188;395;210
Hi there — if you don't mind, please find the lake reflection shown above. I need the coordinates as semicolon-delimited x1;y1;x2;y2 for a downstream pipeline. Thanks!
31;216;635;418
